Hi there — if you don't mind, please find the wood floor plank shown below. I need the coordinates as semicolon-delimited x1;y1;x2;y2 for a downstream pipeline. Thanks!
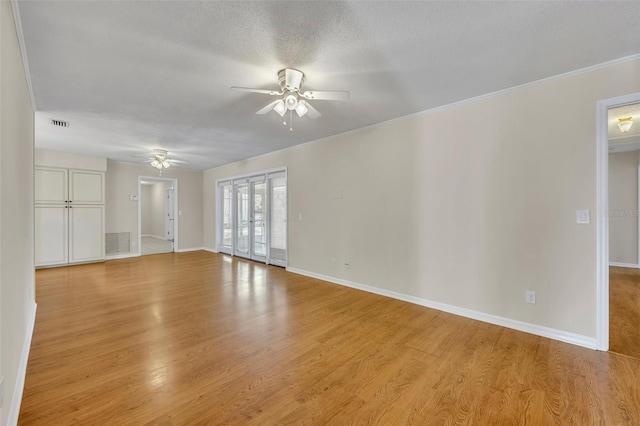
19;252;640;424
610;266;640;358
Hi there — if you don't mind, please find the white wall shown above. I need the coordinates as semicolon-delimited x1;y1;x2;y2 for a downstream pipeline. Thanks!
204;58;640;340
35;148;106;171
608;151;638;265
106;161;202;251
0;2;36;424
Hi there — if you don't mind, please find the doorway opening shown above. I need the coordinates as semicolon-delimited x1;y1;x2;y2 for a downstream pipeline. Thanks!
138;176;178;255
596;92;640;353
606;99;640;359
216;169;287;266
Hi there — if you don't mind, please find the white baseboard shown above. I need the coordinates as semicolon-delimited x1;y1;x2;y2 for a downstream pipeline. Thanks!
176;247;205;253
286;267;596;350
609;262;639;268
202;247;218;253
143;234;166;240
8;302;37;425
105;252;140;260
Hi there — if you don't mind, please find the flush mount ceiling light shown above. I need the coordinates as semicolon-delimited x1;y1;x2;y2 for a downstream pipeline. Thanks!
150;149;171;170
231;68;349;131
617;117;634;133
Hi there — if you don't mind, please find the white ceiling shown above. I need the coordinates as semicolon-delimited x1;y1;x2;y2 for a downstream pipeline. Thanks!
17;1;640;170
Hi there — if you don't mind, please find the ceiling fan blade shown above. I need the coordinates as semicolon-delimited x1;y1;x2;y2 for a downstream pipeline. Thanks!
300;90;350;101
231;86;283;96
256;100;281;115
301;100;321;119
284;69;304;92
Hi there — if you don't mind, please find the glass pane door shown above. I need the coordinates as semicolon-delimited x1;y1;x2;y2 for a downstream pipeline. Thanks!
268;173;287;266
234;182;250;258
251;179;267;262
220;183;232;254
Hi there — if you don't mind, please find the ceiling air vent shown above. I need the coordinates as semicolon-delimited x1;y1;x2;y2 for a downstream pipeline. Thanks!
50;119;69;128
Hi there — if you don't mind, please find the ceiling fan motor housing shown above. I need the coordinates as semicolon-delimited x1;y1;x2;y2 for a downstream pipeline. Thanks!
278;68;304;92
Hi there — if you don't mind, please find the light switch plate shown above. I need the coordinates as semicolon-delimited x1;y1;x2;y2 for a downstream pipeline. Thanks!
576;209;590;224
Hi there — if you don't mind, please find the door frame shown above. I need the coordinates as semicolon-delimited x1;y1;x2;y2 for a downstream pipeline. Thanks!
165;187;175;247
596;91;640;351
137;176;179;255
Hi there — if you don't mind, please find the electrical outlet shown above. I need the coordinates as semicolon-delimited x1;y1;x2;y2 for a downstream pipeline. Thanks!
344;261;351;269
131;241;137;248
331;257;336;266
526;290;536;304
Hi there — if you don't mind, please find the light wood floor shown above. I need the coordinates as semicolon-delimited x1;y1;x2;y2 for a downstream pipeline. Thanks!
20;252;640;425
610;266;640;359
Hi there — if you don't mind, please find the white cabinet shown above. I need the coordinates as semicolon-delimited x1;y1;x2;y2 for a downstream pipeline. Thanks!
69;205;104;263
35;205;68;266
35;167;105;267
35;167;67;204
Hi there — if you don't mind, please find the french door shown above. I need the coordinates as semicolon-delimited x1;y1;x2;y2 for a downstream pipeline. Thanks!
218;170;286;265
233;176;267;262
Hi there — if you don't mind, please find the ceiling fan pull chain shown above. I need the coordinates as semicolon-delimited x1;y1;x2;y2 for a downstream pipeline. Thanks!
290;110;293;132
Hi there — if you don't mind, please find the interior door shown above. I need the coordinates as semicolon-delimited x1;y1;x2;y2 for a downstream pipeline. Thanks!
165;187;175;251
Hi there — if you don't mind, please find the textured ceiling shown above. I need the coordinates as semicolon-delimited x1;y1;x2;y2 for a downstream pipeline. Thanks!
17;1;640;170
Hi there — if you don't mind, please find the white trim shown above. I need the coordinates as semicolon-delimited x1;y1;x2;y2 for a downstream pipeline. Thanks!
141;234;151;237
202;247;218;253
596;91;640;352
286;268;597;350
609;262;640;268
206;55;640;174
10;1;37;112
176;247;205;253
143;234;166;240
105;252;140;261
7;302;37;426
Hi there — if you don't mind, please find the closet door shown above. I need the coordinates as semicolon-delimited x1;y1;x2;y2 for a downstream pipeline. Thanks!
69;205;105;263
35;167;67;204
69;170;104;204
35;204;68;266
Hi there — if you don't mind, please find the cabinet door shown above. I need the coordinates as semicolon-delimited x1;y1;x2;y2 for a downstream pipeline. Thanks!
35;167;68;204
69;205;105;263
35;204;68;266
69;170;104;204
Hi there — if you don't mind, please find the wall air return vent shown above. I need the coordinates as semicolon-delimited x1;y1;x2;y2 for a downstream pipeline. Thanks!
50;119;70;128
106;232;131;255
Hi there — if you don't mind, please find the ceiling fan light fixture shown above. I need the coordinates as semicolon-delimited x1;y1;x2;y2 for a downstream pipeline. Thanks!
274;100;286;116
151;159;160;168
162;160;171;168
617;117;634;133
285;94;298;110
295;101;308;117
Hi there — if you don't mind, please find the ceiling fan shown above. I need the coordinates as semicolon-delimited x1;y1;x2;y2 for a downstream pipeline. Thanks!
132;149;188;171
231;68;349;128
